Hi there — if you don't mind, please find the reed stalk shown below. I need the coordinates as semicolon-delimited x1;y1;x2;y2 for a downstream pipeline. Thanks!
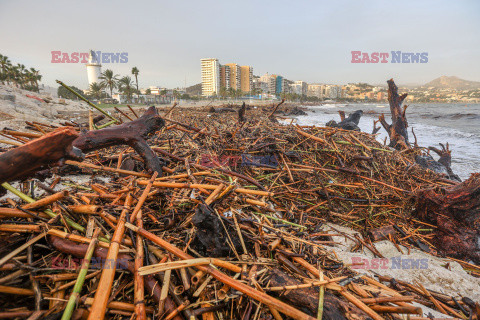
61;228;100;320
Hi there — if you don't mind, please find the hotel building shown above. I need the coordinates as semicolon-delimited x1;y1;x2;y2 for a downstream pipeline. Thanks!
201;58;220;97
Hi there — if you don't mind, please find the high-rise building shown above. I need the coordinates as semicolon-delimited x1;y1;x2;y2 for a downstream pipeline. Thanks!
220;65;230;90
225;63;241;90
275;75;284;94
307;84;323;98
240;66;253;93
201;58;220;97
202;59;253;95
294;81;308;95
323;85;342;99
259;73;285;94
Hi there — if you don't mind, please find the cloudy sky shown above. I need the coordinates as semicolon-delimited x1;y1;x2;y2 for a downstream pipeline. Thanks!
1;0;479;89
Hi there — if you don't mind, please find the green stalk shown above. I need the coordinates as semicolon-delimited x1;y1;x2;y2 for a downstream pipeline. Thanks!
1;182;85;232
61;229;100;320
254;211;306;230
56;80;118;123
317;271;325;320
1;182;109;242
95;119;117;129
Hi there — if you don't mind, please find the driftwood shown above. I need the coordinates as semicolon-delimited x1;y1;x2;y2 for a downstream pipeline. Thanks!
326;110;363;131
238;102;246;123
73;106;165;175
0;127;84;184
379;79;409;149
428;143;461;181
268;99;286;123
267;268;370;319
415;173;480;263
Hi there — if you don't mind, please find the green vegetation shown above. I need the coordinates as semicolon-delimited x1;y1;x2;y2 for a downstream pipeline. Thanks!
88;82;106;100
0;53;42;92
81;68;143;103
99;69;119;98
118;76;136;102
131;67;139;92
58;85;84;100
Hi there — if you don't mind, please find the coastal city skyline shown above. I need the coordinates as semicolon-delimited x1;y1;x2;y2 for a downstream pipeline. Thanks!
1;1;480;317
1;0;479;90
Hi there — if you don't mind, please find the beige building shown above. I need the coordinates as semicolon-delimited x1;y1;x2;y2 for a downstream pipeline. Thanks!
240;66;253;92
204;59;253;95
224;63;241;90
201;58;220;97
220;65;230;90
307;83;323;98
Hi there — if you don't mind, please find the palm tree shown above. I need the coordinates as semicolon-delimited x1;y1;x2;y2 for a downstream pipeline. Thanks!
0;54;11;84
99;69;119;98
89;82;104;99
9;65;19;87
219;87;227;99
29;68;41;92
227;87;235;99
118;76;135;102
16;63;27;88
24;70;34;91
131;67;139;92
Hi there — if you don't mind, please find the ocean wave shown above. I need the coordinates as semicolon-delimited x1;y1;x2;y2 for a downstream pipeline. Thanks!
307;104;339;109
449;113;480;120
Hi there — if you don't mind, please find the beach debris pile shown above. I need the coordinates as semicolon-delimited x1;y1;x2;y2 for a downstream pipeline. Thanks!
0;80;479;319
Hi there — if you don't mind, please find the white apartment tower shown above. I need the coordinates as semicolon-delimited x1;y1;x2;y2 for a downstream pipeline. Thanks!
201;58;220;97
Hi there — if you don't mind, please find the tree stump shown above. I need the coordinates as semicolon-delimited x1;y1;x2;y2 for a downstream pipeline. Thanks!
379;79;409;150
415;173;480;263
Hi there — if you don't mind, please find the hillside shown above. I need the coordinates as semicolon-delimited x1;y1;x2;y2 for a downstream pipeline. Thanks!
186;83;202;96
425;76;480;90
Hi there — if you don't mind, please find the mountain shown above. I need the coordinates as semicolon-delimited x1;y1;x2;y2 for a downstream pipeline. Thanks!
424;76;480;90
186;83;202;96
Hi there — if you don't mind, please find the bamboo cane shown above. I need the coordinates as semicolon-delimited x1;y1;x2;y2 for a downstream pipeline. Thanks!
67;205;102;215
360;296;415;304
0;224;42;233
134;210;147;320
317;271;324;320
0;207;49;219
2;182;86;233
137;180;273;197
61;228;100;320
22;190;68;210
130;171;158;222
369;305;422;314
66;160;150;178
87;193;133;320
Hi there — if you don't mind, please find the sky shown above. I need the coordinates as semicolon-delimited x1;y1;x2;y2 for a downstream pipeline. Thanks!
1;0;479;89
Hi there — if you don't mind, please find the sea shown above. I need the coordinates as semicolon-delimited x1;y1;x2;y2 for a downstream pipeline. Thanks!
291;103;480;180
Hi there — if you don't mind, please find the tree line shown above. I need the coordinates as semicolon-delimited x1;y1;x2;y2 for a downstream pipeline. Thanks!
0;54;42;92
87;67;140;102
